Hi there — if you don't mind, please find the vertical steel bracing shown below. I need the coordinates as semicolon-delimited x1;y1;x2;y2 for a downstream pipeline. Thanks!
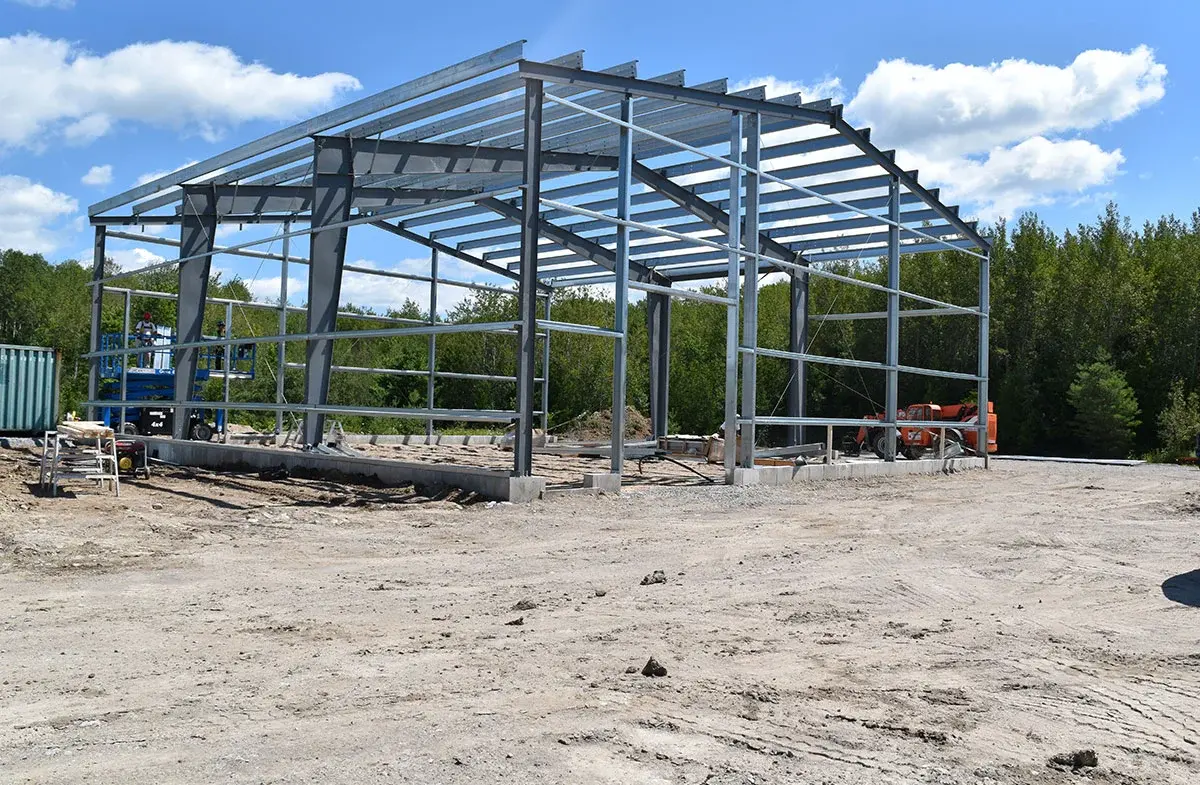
174;186;217;439
647;291;671;440
87;226;106;421
787;272;807;446
120;290;130;431
884;176;901;461
304;137;353;445
427;247;439;439
978;251;991;467
739;113;761;468
723;112;743;482
514;78;544;477
611;95;634;474
276;224;290;435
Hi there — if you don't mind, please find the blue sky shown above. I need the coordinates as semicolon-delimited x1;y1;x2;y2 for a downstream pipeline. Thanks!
0;0;1192;312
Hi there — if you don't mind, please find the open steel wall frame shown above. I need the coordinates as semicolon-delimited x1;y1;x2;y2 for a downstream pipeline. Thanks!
85;42;990;486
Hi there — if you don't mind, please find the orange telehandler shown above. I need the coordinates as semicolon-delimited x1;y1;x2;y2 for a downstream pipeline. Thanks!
848;401;998;459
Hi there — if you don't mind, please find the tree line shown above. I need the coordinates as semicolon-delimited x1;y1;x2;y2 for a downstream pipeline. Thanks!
2;202;1198;458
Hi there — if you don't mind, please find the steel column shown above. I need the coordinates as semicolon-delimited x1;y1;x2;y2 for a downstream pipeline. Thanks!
120;290;130;431
222;302;232;441
739;112;761;468
723;112;743;483
427;247;438;439
978;251;991;467
276;224;289;435
611;95;634;474
787;271;807;445
513;78;543;477
647;291;671;440
87;226;105;421
173;187;217;439
303;137;354;445
884;176;901;461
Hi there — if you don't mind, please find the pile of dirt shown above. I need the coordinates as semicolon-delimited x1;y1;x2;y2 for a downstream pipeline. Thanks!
561;407;652;441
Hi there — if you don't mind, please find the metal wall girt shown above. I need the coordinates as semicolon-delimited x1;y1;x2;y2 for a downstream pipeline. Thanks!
303;137;354;445
91;42;526;216
518;60;841;127
172;187;218;439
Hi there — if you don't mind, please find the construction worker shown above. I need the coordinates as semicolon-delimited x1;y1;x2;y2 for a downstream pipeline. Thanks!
133;311;158;368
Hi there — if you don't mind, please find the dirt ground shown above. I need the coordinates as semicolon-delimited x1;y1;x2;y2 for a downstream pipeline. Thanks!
2;447;1199;785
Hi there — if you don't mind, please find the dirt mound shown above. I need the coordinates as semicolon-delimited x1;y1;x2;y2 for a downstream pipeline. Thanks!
561;407;651;441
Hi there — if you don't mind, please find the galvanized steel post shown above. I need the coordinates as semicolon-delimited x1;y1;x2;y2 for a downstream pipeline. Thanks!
513;78;543;477
611;94;633;475
739;112;761;468
223;301;233;441
787;272;808;446
884;176;901;462
647;291;671;440
427;247;439;439
723;112;743;483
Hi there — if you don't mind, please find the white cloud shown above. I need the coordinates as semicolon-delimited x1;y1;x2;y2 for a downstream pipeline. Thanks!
0;34;361;149
134;160;199;187
732;75;845;105
0;174;77;253
846;46;1165;217
905;137;1124;221
81;163;113;187
107;246;166;269
10;0;75;8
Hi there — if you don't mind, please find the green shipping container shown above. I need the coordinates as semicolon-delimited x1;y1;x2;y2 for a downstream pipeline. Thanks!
0;345;60;434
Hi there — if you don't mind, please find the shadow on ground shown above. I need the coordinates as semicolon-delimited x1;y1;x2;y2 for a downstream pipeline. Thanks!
1162;569;1200;607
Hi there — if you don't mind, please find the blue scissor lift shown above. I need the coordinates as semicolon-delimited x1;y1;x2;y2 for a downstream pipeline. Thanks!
97;333;256;440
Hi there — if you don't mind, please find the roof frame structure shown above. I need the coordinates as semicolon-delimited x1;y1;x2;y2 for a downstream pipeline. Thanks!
83;43;991;491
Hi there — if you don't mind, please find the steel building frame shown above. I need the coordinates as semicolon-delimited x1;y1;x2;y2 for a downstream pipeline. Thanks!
85;41;990;485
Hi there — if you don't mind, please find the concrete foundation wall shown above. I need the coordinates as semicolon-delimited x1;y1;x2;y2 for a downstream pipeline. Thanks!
736;456;986;486
140;437;545;502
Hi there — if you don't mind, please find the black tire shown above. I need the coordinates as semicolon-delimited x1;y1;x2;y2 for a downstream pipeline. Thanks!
190;422;214;442
903;445;925;460
120;422;139;436
871;432;889;460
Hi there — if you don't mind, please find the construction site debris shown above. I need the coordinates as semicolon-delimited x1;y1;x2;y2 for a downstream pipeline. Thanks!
641;657;668;677
594;588;607;597
561;407;651;442
512;598;538;611
505;617;524;626
1049;749;1099;770
640;570;667;586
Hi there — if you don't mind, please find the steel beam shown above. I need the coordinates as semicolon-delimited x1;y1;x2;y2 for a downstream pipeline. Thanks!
611;95;633;475
478;197;662;285
370;220;550;293
518;60;839;127
172;186;217;439
647;290;671;441
514;79;543;477
92;42;525;216
340;139;617;176
303;137;354;445
884;176;901;462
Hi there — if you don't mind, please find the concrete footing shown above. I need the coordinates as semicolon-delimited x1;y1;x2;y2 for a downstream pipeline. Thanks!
140;436;546;502
581;473;621;493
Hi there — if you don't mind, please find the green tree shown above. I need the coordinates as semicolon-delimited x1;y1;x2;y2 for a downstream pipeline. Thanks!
1067;354;1141;458
1156;380;1200;459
